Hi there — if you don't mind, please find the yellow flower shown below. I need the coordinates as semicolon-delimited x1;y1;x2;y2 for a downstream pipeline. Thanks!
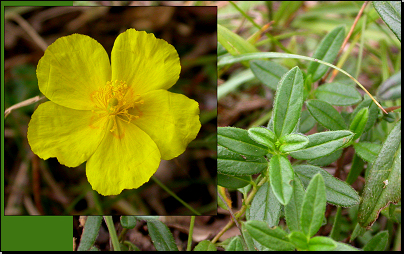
27;29;201;196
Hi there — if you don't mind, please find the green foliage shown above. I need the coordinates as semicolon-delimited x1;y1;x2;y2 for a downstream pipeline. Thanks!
216;1;400;251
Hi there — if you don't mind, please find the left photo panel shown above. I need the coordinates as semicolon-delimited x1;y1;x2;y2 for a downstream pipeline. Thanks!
4;5;217;216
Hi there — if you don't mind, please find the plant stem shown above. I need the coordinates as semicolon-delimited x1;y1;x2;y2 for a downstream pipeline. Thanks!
4;95;45;118
151;176;201;215
211;176;267;243
104;216;121;251
186;216;196;251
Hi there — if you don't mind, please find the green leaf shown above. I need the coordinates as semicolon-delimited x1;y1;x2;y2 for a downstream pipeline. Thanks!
77;216;103;251
308;149;343;167
299;109;316;133
350;98;380;134
248;127;276;151
308;236;337;251
241;223;258;251
306;99;347;130
358;119;401;228
290;130;354;160
244;220;295;251
218;145;267;176
279;134;309;153
373;1;401;41
306;26;345;82
147;220;178;251
315;82;362;106
349;107;369;141
120;216;137;229
377;71;401;101
288;231;309;251
194;240;217;251
285;175;305;232
333;241;362;251
269;155;294;205
300;173;327;238
363;231;389;251
250;60;289;90
217;173;250;189
272;66;304;138
226;236;245;251
294;165;360;207
249;182;282;227
218;127;268;156
353;142;382;163
218;24;258;56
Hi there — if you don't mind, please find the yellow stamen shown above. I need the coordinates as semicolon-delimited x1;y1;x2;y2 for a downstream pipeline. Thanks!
90;80;143;136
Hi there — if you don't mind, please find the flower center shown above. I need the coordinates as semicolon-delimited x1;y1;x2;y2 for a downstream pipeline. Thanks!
90;80;143;136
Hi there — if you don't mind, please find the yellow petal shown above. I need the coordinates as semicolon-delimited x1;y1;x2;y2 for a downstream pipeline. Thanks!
27;101;108;167
131;89;201;160
86;119;161;196
111;29;181;94
37;34;111;110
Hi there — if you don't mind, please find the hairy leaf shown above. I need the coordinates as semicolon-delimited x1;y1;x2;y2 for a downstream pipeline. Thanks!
250;60;289;90
315;82;362;106
307;26;345;82
272;66;304;138
306;99;347;130
218;145;267;176
300;173;327;238
269;155;294;205
290;130;354;160
218;127;268;156
245;220;295;251
294;164;360;207
358;119;401;228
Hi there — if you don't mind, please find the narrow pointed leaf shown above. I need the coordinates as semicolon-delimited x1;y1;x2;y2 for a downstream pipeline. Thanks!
300;173;327;238
315;82;362;106
294;165;360;207
218;24;258;56
218;127;268;156
147;220;178;251
350;98;380;134
245;220;295;251
306;99;347;130
353;142;382;163
349;107;369;141
77;216;103;251
250;60;289;90
358;119;401;228
249;182;282;227
218;145;267;176
373;1;401;41
269;155;294;205
290;130;354;160
273;66;304;138
307;26;345;82
284;176;305;232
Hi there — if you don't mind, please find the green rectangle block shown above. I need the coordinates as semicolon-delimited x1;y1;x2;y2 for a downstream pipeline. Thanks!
1;216;73;251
